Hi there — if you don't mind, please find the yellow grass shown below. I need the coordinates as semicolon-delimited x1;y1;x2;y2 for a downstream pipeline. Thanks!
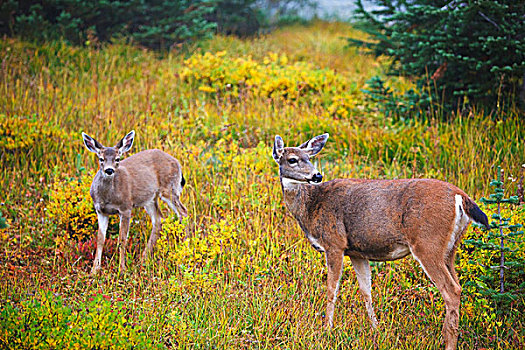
0;21;523;349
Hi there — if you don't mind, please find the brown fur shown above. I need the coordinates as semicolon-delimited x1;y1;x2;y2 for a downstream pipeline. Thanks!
284;178;467;261
83;131;187;274
273;134;488;350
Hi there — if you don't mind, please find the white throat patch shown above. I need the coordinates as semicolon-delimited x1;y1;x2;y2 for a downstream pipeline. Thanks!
281;177;307;189
281;177;322;189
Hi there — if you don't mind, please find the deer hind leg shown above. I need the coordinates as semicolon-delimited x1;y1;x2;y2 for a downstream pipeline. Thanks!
325;249;344;328
350;256;378;328
411;246;462;350
173;195;188;218
118;211;132;272
142;201;162;262
160;184;188;220
445;246;460;286
446;226;468;286
92;212;109;275
173;178;188;218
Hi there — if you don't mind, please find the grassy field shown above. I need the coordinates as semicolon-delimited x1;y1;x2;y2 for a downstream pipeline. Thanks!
1;21;524;349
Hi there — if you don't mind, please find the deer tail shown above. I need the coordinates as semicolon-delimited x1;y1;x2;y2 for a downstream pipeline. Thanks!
463;196;490;230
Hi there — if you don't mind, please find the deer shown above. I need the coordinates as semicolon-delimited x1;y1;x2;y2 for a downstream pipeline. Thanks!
272;133;489;350
82;130;188;274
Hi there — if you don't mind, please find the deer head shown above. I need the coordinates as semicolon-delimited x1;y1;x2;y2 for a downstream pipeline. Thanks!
82;130;135;177
272;133;329;188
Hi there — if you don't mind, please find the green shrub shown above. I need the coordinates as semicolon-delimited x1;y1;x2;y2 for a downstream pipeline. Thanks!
0;0;216;49
361;76;433;122
125;0;217;50
350;0;525;114
0;291;164;349
0;212;7;229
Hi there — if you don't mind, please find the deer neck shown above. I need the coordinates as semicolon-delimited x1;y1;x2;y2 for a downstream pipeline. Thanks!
93;169;118;196
281;179;316;225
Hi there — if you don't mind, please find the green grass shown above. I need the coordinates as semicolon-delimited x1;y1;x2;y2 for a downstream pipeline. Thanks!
0;21;524;349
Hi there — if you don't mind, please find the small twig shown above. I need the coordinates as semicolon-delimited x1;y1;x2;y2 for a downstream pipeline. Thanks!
71;256;82;267
478;11;501;30
518;164;524;204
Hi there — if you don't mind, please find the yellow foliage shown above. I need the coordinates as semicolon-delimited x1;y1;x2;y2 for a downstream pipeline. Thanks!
159;216;238;269
47;175;97;242
0;114;67;151
0;291;162;349
1;22;524;349
180;50;361;116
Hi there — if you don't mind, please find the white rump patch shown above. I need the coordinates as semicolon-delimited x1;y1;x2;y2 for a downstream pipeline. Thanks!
449;194;470;253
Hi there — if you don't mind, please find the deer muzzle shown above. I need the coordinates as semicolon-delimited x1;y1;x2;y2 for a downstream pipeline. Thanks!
309;173;323;184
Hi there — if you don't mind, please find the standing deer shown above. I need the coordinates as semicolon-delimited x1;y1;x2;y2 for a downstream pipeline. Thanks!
82;130;188;274
272;133;489;350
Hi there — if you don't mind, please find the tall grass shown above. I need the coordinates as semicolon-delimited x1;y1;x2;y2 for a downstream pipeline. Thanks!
0;22;523;349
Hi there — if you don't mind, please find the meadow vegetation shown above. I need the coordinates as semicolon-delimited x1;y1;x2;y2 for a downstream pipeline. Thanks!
1;21;524;349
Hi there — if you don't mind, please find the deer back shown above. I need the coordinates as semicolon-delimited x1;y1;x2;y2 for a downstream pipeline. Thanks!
90;151;181;216
285;178;474;261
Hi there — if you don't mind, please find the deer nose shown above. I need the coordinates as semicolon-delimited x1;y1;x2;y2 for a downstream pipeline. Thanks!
311;173;323;183
105;168;115;175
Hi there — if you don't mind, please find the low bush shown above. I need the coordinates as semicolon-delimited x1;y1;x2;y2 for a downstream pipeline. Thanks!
159;216;238;269
181;51;363;118
0;291;164;349
0;114;68;167
47;175;98;242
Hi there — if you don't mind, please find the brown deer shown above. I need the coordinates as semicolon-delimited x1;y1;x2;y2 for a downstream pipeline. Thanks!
82;130;188;274
272;133;489;350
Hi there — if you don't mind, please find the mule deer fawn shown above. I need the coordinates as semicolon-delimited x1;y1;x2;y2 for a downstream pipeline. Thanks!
272;133;489;350
82;130;188;274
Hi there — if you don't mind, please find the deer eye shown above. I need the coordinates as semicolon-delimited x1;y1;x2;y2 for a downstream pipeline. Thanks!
115;158;120;163
99;158;104;162
288;158;298;164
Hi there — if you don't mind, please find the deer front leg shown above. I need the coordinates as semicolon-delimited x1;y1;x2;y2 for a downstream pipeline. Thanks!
92;212;109;275
325;249;344;328
118;211;131;272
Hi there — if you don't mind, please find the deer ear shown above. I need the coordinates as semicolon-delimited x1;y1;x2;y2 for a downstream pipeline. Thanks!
82;132;103;154
116;130;135;154
299;133;329;157
272;135;285;163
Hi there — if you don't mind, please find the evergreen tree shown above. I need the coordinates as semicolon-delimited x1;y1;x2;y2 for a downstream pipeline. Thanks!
350;0;525;114
0;0;217;49
463;166;524;310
